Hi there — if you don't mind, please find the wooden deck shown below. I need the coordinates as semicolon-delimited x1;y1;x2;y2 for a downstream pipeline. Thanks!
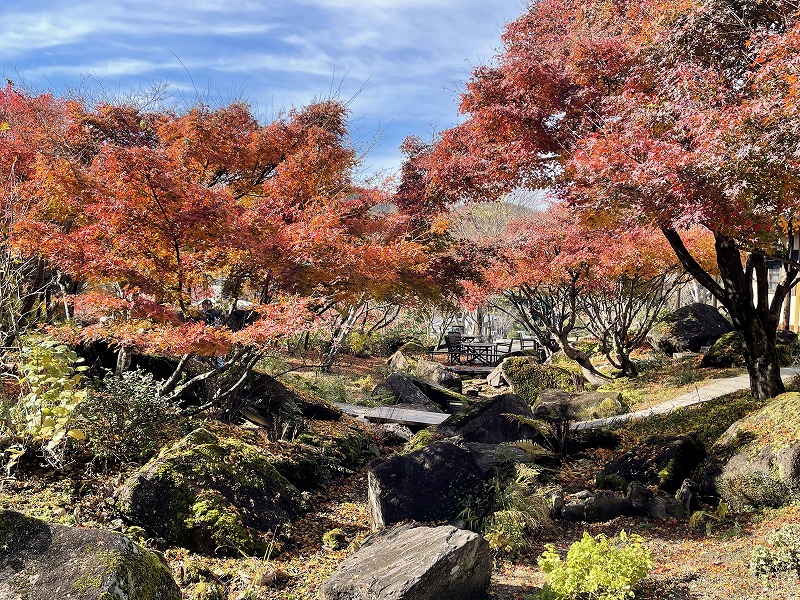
447;364;495;376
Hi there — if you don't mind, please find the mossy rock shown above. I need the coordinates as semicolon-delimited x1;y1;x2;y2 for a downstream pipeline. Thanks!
702;392;800;509
501;357;575;404
0;510;180;600
701;331;794;368
650;302;733;354
597;434;706;493
115;428;301;556
402;429;441;454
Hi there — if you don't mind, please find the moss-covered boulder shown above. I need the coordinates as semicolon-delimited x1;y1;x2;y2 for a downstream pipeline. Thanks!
501;357;575;404
534;389;626;421
0;510;179;599
703;393;800;509
597;434;706;493
701;331;793;368
650;302;733;355
115;428;300;556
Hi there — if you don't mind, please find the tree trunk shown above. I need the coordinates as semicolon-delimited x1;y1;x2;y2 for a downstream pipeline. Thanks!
662;228;794;400
737;309;784;399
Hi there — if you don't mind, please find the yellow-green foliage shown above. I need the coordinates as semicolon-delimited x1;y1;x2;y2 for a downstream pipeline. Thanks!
536;531;653;600
750;523;800;578
502;358;574;404
8;335;88;470
402;429;439;454
322;528;347;549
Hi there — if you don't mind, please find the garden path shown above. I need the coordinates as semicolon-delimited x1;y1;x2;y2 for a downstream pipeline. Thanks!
573;365;800;430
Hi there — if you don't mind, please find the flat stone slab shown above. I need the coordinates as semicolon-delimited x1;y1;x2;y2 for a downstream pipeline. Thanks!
320;523;492;600
364;406;449;426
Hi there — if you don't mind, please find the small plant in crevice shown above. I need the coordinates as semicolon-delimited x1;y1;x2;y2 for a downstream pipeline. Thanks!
689;500;734;536
459;463;552;555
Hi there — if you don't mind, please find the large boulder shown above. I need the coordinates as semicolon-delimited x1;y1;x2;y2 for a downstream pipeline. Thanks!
388;351;463;393
501;357;576;404
438;394;542;444
115;428;301;556
367;442;487;528
703;393;800;509
240;373;343;424
0;510;180;600
373;373;444;412
320;523;492;600
651;302;733;355
535;389;626;421
700;331;794;368
597;434;706;494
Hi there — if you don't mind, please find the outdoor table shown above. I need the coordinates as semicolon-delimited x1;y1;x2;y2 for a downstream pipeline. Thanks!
462;341;498;365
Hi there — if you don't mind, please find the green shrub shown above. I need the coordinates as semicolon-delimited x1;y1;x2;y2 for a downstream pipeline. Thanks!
286;374;349;404
6;336;88;470
535;531;653;600
76;369;175;464
503;358;574;404
750;523;800;578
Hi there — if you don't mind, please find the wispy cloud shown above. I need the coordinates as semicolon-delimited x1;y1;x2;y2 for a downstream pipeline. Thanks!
1;0;524;175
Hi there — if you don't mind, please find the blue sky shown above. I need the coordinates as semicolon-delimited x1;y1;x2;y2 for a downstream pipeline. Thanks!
1;0;525;179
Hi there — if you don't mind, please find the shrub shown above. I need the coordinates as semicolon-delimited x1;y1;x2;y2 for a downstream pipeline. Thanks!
503;358;574;404
484;463;552;554
750;523;800;578
76;369;175;464
7;336;88;470
536;530;653;600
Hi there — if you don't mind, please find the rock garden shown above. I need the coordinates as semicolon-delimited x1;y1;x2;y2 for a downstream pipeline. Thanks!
2;300;800;600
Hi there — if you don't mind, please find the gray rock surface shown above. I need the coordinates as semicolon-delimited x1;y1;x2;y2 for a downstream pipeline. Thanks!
320;523;492;600
650;302;733;355
559;490;632;522
367;442;486;529
0;510;180;600
438;393;541;444
373;373;443;412
535;389;625;421
703;393;800;509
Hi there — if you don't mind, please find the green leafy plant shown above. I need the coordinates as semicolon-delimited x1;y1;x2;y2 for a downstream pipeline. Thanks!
689;500;731;536
76;369;176;465
461;463;552;555
750;523;800;578
535;530;653;600
7;336;88;470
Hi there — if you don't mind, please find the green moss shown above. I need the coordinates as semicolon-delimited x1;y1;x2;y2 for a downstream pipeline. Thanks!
322;528;347;549
187;491;267;556
189;581;226;600
402;429;440;454
73;574;103;592
94;543;179;600
98;593;115;600
502;358;574;404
